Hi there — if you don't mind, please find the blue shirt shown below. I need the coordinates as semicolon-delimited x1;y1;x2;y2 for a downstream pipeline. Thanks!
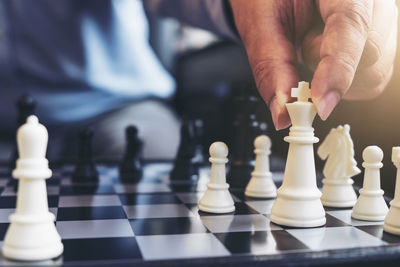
0;0;175;128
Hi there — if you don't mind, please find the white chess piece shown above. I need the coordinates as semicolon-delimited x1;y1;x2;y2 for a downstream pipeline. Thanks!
198;142;235;213
352;146;388;221
384;147;400;235
318;125;361;207
270;81;326;228
2;115;63;261
245;135;277;198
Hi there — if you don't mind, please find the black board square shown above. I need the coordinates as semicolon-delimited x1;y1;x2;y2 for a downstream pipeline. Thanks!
62;237;142;262
57;206;126;221
60;185;115;195
214;230;309;255
130;217;208;236
118;193;181;205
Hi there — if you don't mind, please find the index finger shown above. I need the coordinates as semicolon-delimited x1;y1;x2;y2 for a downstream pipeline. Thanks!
311;0;373;120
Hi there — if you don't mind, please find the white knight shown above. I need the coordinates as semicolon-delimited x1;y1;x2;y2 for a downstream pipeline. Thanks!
318;124;361;207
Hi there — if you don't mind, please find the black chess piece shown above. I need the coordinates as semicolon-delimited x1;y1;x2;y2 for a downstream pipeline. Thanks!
170;119;199;181
227;87;268;188
10;94;37;170
72;128;98;182
191;118;206;166
119;125;143;182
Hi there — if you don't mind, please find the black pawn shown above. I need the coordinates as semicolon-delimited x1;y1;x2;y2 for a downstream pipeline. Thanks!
170;119;198;181
119;126;143;182
10;94;37;169
72;129;98;182
227;88;267;188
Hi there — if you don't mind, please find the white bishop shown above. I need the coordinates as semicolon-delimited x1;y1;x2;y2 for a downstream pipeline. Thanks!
2;115;63;261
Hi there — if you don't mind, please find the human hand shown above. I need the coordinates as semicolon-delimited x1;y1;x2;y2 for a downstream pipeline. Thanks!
229;0;398;130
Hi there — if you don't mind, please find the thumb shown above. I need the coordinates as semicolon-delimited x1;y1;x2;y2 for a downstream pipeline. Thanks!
230;0;299;130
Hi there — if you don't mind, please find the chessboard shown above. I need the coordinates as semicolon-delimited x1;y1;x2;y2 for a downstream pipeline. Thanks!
0;162;399;267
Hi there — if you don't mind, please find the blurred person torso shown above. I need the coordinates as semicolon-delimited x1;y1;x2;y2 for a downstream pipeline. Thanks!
0;0;175;129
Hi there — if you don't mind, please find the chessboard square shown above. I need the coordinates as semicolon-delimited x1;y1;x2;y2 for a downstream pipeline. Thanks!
118;193;181;205
59;195;121;207
114;184;171;194
60;185;115;195
356;225;400;244
245;200;275;215
123;204;193;219
286;226;385;251
130;217;208;236
0;209;12;223
327;210;384;226
177;192;240;204
136;233;229;260
197;202;258;217
0;179;9;187
0;223;9;241
200;214;281;233
214;230;309;255
63;237;142;262
325;214;350;227
57;206;126;221
0;196;17;209
57;219;134;239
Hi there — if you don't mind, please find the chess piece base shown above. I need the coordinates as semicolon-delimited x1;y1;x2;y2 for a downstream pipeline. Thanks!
271;194;326;228
3;213;63;261
321;178;357;208
384;202;400;235
245;173;277;198
351;189;388;221
198;183;235;214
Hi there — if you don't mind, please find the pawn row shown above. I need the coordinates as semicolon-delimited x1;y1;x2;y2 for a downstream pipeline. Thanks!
198;135;400;238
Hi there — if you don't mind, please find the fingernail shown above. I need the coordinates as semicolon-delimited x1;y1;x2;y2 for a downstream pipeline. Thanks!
271;105;291;130
316;91;340;120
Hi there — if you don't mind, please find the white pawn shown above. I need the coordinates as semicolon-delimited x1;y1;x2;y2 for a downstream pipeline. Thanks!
245;135;277;198
352;146;388;221
198;142;235;213
384;147;400;235
2;116;63;261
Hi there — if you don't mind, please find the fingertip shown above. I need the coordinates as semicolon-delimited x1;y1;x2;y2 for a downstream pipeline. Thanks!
270;99;291;131
314;90;340;121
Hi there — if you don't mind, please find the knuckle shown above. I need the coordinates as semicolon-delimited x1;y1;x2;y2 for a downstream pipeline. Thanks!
341;1;372;33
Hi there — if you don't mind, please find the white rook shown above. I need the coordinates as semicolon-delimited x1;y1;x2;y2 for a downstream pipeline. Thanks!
2;116;63;261
270;81;326;228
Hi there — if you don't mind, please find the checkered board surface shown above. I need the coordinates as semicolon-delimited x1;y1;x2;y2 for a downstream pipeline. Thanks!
0;162;399;266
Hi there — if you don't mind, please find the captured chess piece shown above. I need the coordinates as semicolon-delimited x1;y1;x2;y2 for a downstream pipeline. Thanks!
270;81;326;228
228;87;267;188
10;94;37;169
318;125;361;207
3;115;63;261
170;119;199;181
245;135;277;198
119;125;143;182
198;142;235;213
72;128;98;182
384;147;400;235
352;146;388;221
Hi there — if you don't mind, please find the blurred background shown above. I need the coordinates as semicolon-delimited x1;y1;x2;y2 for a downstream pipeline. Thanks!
0;1;398;196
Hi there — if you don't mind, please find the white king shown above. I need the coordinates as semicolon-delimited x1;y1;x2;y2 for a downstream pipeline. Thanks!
270;82;326;228
2;115;63;261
